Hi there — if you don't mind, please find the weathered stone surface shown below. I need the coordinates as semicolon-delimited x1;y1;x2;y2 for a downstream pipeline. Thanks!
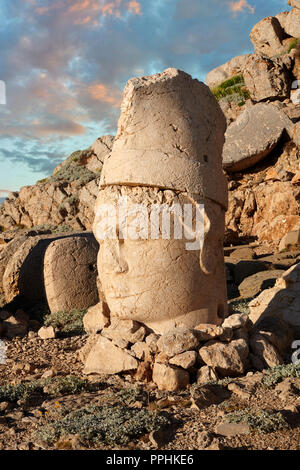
238;270;285;299
157;327;199;357
131;342;152;362
94;68;228;335
222;313;249;330
38;326;56;340
152;362;190;391
3;235;62;304
288;0;300;9
197;365;219;384
193;324;225;341
283;8;300;38
44;234;99;313
199;340;247;377
244;54;292;102
223;104;293;173
249;17;286;57
2;310;28;339
254;317;294;356
249;263;300;336
0;136;114;232
215;423;250;437
83;336;139;375
250;333;284;368
78;334;99;363
279;227;300;252
145;333;160;353
191;384;230;409
169;351;197;369
102;319;147;345
83;302;110;335
206;55;251;88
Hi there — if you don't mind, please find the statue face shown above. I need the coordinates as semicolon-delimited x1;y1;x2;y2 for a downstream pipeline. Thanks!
94;185;227;334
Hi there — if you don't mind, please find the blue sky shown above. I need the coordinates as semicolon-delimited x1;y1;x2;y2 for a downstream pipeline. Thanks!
0;0;290;195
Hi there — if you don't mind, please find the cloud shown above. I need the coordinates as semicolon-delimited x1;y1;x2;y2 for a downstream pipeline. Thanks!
228;0;255;16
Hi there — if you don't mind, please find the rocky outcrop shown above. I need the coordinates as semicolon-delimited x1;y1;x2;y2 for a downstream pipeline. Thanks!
249;17;287;57
0;136;114;232
206;55;251;88
243;55;293;102
249;263;300;337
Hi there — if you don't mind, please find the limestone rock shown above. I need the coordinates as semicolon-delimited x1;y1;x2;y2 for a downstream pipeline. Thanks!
197;365;219;385
38;326;56;340
131;342;152;362
206;55;251;88
250;333;284;368
3;310;29;339
145;333;160;353
249;263;300;336
223;104;293;173
44;234;99;313
199;340;247;377
102;319;147;345
238;270;285;299
78;334;99;363
243;54;292;102
279;227;300;252
191;384;229;409
222;313;249;330
249;17;286;57
215;423;250;437
284;8;300;38
193;324;225;341
157;327;199;357
83;302;110;335
83;336;139;375
169;351;197;369
152;362;190;391
288;0;300;9
254;316;293;356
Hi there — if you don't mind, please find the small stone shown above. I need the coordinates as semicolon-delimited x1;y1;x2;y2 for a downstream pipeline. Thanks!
215;423;250;436
193;324;225;341
199;340;247;377
41;368;57;379
152;362;190;391
38;326;56;340
169;351;197;369
145;333;160;353
157;327;199;357
102;319;146;345
250;333;284;368
222;313;249;330
196;365;219;385
131;342;152;362
83;302;110;335
227;383;251;400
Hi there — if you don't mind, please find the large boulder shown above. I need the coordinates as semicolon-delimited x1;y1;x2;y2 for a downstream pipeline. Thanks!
249;17;286;57
223;104;293;172
243;54;292;102
206;55;251;88
288;0;300;9
44;233;99;313
249;263;300;337
283;8;300;38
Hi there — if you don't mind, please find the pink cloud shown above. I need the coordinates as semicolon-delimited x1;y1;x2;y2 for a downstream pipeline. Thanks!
228;0;255;16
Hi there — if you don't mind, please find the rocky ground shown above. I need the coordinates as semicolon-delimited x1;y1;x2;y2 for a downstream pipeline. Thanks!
0;327;299;451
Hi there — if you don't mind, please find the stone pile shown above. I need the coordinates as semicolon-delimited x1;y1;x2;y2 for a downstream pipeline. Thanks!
80;301;295;391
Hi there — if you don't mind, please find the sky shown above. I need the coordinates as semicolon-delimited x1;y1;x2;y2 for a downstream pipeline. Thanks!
0;0;291;196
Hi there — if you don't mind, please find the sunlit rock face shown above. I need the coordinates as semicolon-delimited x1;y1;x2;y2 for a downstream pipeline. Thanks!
93;68;228;334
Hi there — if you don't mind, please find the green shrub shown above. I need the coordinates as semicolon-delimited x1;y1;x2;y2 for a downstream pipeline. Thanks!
224;408;289;433
0;376;93;404
262;363;300;388
35;404;170;447
44;309;86;337
288;38;300;54
212;75;250;104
